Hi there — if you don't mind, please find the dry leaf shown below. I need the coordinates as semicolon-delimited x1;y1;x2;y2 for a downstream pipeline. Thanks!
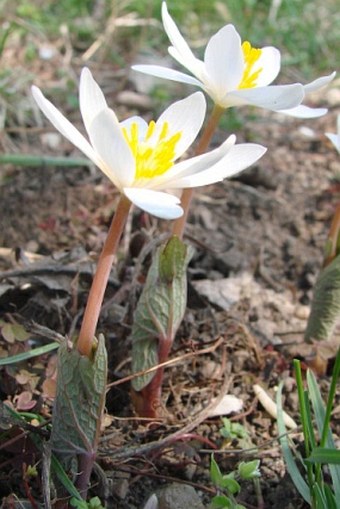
13;391;36;411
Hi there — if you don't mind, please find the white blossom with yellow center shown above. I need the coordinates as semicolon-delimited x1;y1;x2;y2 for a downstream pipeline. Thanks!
31;68;266;219
133;2;335;118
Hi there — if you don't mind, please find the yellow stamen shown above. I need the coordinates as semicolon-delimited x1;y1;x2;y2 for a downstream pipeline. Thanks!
122;121;182;181
239;41;263;89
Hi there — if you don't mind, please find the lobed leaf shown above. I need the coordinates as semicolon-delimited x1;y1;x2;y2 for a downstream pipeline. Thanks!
304;255;340;342
50;334;107;459
131;236;193;390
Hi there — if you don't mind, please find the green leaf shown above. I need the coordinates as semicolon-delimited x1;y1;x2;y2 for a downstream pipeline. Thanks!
131;236;193;390
238;460;261;480
0;342;59;366
211;495;232;508
307;448;340;465
276;382;311;504
220;476;240;494
304;254;340;342
70;498;87;509
307;368;340;508
51;454;82;500
88;497;105;509
1;402;83;501
10;323;31;342
70;496;105;509
159;234;188;281
50;334;107;460
313;483;329;509
324;484;337;509
210;454;223;486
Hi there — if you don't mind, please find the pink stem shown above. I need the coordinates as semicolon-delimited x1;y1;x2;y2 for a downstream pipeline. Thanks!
77;194;132;357
172;104;224;239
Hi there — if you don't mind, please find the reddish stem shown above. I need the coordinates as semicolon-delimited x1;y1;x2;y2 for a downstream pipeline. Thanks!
132;336;173;419
134;105;225;418
172;104;224;239
77;194;132;357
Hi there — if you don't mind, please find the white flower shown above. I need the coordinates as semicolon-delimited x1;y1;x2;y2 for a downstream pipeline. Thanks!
133;2;335;118
325;115;340;154
31;68;266;219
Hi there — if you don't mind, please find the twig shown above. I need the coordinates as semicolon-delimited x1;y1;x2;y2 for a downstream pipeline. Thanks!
107;336;224;387
100;371;232;459
42;442;53;509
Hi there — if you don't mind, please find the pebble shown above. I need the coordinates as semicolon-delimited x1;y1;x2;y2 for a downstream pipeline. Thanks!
156;483;205;509
294;305;310;320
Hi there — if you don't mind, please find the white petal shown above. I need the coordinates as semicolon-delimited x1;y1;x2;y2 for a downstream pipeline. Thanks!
225;83;304;110
161;2;201;77
325;133;340;153
254;46;281;86
132;64;202;88
167;46;206;80
204;25;244;97
304;71;336;94
79;68;116;138
158;135;236;187
120;116;149;139
31;85;101;166
154;92;206;159
124;187;183;219
279;105;328;118
171;143;267;188
88;109;135;188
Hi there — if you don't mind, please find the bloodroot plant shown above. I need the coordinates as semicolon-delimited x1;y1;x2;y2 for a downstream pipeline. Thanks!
28;1;336;504
32;66;265;498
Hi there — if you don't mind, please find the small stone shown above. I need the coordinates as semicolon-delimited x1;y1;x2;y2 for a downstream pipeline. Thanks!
294;305;310;320
157;483;205;509
111;472;130;500
184;463;197;481
40;132;62;150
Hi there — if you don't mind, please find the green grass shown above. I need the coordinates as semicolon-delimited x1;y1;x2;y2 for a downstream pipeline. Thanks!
277;350;340;508
1;0;338;74
129;0;339;78
0;0;338;130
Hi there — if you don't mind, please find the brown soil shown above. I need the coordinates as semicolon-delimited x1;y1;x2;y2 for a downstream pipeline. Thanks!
0;42;339;509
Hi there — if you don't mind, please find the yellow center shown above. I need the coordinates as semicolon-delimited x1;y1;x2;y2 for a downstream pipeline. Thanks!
122;120;182;181
238;41;263;89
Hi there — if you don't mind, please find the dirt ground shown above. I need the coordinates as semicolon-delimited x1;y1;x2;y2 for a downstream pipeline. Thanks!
0;52;340;509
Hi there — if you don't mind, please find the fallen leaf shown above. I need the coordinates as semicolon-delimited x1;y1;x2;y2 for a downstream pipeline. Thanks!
13;391;36;411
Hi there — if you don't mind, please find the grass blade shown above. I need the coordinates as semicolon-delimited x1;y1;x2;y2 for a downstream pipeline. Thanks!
307;448;340;465
313;483;329;509
0;154;92;168
0;342;59;366
51;454;82;500
3;405;82;500
307;367;340;508
276;382;311;503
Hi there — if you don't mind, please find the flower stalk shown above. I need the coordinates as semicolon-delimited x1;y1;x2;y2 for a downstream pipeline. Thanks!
172;104;224;238
77;194;132;357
